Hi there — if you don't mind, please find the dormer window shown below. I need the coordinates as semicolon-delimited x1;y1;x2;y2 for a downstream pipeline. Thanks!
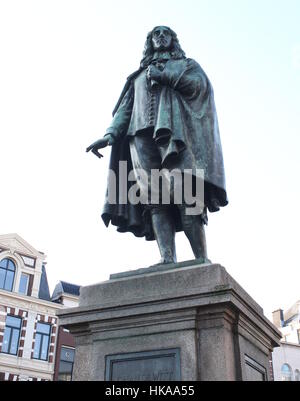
0;258;16;292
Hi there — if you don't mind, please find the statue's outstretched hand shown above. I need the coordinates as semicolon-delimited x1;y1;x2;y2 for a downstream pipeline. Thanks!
86;134;114;159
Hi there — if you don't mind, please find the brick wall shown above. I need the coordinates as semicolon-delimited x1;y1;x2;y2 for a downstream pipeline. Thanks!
53;326;76;381
0;372;49;381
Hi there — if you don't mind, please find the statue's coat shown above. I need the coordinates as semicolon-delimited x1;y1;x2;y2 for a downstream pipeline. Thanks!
102;58;228;240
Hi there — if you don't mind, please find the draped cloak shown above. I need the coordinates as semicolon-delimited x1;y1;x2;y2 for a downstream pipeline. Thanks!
101;57;228;240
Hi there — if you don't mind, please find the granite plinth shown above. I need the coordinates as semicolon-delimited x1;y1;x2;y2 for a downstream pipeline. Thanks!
58;262;281;381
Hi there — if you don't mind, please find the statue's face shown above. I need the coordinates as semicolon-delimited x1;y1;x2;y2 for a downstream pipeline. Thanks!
151;26;172;51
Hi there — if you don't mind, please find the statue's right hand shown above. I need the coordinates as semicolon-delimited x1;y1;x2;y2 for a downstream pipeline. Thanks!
86;134;114;159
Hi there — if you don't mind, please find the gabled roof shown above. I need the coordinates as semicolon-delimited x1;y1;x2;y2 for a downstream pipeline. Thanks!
60;281;80;296
0;233;45;259
51;281;80;301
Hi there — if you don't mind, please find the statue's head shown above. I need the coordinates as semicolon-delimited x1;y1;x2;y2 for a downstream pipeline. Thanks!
140;26;186;68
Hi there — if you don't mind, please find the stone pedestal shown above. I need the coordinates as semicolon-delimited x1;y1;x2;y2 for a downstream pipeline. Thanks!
58;261;281;381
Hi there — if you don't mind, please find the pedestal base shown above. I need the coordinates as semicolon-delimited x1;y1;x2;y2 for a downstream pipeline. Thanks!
58;262;281;381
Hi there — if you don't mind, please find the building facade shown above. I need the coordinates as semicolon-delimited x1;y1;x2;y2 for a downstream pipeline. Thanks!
0;234;79;381
272;303;300;381
51;281;80;381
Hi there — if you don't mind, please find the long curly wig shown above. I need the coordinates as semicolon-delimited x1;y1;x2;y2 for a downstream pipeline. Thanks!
140;26;186;69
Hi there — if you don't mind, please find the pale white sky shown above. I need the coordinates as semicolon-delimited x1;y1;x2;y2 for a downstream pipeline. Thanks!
1;0;300;320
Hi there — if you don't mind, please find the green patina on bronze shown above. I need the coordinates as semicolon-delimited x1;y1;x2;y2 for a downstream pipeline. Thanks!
87;26;228;264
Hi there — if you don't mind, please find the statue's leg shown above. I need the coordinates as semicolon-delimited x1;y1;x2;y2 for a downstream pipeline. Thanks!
178;206;208;262
151;207;177;264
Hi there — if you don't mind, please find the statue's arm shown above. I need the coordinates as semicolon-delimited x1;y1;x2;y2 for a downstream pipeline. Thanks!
160;59;206;99
86;84;134;158
105;83;134;142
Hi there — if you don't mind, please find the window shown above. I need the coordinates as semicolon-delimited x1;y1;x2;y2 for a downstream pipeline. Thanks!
18;273;29;295
20;255;35;268
0;258;16;291
58;347;75;381
281;363;293;381
295;369;300;381
33;322;51;361
2;315;22;355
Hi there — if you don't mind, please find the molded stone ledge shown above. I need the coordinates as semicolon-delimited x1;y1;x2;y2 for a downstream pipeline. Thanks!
58;261;282;381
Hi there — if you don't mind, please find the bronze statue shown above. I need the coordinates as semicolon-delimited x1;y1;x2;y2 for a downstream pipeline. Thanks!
87;26;228;264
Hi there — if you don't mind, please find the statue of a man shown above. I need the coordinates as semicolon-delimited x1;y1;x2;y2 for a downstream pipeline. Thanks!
87;26;228;264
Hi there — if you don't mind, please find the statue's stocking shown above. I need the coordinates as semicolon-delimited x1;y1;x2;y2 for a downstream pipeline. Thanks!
151;207;177;264
179;207;208;262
